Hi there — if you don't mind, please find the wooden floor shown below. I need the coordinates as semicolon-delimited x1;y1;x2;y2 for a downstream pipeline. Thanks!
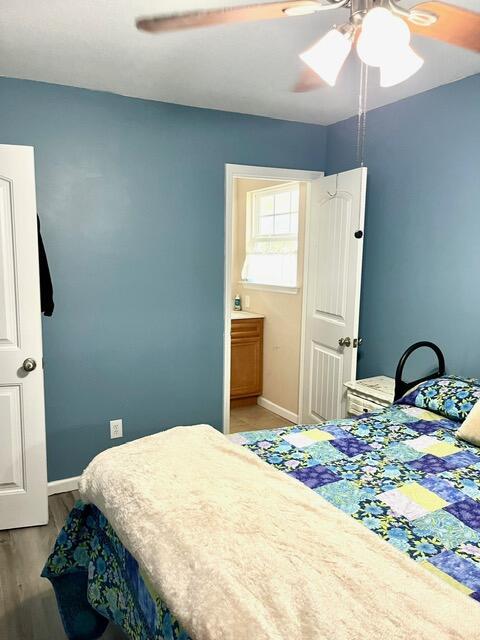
0;491;127;640
230;404;294;434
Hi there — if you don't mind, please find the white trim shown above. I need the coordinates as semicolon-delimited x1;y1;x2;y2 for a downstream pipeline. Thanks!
257;396;298;424
240;282;300;295
225;164;323;182
224;164;323;436
297;178;314;423
248;180;299;195
48;475;80;496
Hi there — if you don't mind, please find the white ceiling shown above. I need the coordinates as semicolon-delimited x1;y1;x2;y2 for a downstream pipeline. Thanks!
0;0;479;125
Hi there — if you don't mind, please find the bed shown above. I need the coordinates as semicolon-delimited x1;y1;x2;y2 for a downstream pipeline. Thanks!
43;372;480;640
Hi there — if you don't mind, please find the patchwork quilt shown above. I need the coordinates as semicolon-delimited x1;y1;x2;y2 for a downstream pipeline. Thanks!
232;403;480;600
43;377;480;640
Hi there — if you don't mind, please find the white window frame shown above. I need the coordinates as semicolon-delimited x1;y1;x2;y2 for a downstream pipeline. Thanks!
242;181;301;292
250;182;300;242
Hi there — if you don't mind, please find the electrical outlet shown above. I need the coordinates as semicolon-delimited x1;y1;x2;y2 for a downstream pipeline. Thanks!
245;295;250;309
110;419;123;439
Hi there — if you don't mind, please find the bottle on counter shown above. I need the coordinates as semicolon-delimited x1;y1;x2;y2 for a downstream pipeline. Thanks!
234;294;242;311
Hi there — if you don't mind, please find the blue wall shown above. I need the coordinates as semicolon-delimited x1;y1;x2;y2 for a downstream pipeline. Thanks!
3;74;478;479
0;78;327;480
327;73;480;381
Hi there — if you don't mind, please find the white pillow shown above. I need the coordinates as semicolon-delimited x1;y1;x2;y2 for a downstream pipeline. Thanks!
456;400;480;447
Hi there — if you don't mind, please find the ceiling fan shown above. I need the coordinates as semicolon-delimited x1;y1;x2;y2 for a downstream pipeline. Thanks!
136;0;480;90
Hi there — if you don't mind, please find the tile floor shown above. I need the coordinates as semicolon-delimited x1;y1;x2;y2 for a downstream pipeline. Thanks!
230;403;295;434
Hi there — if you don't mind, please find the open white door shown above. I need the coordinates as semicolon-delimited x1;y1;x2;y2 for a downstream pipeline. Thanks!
300;167;367;423
0;145;48;529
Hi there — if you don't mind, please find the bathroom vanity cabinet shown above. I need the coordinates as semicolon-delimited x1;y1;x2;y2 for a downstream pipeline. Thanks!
230;313;264;407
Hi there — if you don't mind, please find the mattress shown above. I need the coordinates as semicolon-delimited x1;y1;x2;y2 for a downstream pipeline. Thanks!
43;401;480;639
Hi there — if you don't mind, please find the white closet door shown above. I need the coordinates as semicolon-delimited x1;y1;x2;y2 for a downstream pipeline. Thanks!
300;167;367;423
0;144;48;529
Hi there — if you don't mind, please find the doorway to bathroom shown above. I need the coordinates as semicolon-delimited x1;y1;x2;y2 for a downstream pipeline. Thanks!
224;164;321;434
223;164;368;435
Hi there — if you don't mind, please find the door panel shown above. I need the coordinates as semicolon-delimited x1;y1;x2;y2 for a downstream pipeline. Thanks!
309;342;343;422
314;194;351;322
0;178;19;347
300;168;367;423
0;386;24;491
0;145;47;529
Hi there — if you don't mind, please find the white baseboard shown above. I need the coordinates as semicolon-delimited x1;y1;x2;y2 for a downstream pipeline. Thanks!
257;396;298;424
47;402;296;496
48;475;80;496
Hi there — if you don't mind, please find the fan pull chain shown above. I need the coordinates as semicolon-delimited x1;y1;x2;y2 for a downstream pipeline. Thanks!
356;62;369;167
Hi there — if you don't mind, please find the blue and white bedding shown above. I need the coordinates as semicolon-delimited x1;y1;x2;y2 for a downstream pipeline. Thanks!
43;376;480;639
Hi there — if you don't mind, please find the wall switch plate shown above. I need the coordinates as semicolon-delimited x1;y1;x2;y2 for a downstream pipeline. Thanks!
110;419;123;439
245;295;250;309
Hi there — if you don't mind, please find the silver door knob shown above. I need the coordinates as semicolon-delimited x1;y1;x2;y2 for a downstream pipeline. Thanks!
22;358;37;372
338;337;351;347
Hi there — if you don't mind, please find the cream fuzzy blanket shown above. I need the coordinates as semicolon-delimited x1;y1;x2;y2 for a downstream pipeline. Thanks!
80;425;480;640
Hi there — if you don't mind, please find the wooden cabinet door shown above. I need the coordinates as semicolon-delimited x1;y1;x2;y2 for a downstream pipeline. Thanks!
230;318;263;401
231;338;262;399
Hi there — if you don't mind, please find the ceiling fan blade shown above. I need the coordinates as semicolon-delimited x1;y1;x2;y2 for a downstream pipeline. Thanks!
408;1;480;52
293;66;326;92
137;1;321;33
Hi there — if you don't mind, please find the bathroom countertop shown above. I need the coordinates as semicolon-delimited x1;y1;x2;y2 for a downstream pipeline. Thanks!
231;310;265;320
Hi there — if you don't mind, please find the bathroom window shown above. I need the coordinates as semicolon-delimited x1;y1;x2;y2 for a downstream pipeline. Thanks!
242;183;300;290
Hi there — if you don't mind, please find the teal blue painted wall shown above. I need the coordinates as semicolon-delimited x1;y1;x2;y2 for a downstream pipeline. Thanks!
326;74;480;380
0;78;327;480
4;73;477;480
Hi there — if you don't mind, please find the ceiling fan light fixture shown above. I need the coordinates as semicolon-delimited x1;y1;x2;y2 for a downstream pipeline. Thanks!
356;7;411;67
379;46;424;87
299;26;353;87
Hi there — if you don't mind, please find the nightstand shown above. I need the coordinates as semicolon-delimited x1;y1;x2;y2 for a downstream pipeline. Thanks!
344;376;395;417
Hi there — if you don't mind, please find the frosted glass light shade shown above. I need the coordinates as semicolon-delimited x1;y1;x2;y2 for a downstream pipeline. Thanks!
357;7;410;67
380;46;424;86
300;29;352;87
284;5;318;16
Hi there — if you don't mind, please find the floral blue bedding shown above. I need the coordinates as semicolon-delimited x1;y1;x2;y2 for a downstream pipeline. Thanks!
43;376;480;640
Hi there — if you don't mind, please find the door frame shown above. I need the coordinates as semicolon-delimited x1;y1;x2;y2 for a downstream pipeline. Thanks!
223;164;323;434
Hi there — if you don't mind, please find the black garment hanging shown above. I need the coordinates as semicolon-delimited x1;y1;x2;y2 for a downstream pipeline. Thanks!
37;215;54;316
